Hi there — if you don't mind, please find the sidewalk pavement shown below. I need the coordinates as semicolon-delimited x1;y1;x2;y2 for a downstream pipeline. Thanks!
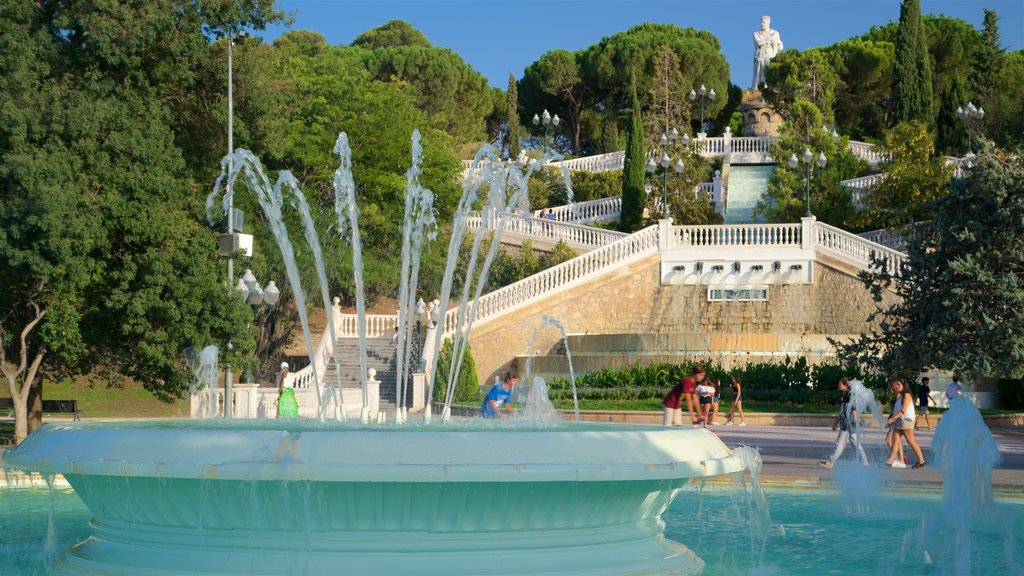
707;423;1024;493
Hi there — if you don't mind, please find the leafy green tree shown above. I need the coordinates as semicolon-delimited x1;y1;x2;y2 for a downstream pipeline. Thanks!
756;100;863;226
643;45;690;145
0;0;278;443
764;49;840;125
600;107;621;153
826;39;894;139
935;74;969;156
354;22;495;145
857;121;952;229
620;76;646;231
518;50;591;154
891;0;934;124
239;34;461;307
506;73;521;160
839;149;1024;380
351;19;431;49
583;23;729;132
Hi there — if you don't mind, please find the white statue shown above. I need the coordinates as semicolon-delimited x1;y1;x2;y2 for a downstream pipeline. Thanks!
752;15;783;90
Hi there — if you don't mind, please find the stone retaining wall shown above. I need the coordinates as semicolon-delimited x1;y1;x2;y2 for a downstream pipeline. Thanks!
468;254;898;384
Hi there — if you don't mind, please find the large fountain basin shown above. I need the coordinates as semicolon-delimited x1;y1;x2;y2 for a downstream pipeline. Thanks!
3;420;745;575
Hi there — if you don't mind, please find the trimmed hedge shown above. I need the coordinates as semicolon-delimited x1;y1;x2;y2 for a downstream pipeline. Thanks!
547;358;890;407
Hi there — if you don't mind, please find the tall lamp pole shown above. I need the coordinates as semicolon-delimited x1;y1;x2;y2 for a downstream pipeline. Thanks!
531;109;560;151
789;148;827;218
646;130;685;219
956;101;985;154
224;29;236;417
688;84;717;133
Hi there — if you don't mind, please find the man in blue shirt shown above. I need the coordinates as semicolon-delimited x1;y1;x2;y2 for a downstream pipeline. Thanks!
481;372;519;418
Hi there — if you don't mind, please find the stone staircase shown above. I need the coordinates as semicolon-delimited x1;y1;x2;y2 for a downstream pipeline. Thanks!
319;337;407;415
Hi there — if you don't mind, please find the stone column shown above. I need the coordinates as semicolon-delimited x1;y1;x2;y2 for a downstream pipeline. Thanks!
801;215;817;250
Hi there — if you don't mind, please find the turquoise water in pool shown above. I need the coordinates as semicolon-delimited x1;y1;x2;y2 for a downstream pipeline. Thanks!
2;484;1021;575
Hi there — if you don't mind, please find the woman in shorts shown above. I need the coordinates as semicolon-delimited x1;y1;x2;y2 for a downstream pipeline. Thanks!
726;375;746;426
885;379;926;469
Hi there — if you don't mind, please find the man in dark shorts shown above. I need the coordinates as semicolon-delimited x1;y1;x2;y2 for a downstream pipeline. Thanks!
915;377;932;430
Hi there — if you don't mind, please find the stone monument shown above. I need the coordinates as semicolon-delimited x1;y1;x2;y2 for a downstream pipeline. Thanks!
751;15;783;90
742;15;784;137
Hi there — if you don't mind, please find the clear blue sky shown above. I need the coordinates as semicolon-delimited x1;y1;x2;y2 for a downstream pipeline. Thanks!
262;1;1024;88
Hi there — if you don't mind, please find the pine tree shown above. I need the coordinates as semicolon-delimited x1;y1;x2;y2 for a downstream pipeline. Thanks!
840;150;1024;379
506;73;521;160
891;0;933;124
620;75;646;231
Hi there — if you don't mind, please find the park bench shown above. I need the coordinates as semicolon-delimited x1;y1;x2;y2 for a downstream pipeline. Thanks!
0;398;81;421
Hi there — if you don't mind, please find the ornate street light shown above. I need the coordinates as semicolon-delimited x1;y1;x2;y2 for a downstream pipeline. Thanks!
688;84;717;133
789;149;827;217
646;143;685;220
531;109;560;151
956;101;985;154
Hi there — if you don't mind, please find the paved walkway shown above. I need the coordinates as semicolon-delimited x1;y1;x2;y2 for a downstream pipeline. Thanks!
708;423;1024;493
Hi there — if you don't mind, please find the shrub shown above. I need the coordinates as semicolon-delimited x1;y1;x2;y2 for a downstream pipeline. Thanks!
997;378;1024;410
568;170;622;202
433;338;480;403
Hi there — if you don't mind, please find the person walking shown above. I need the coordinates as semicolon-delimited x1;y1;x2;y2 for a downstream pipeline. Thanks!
885;379;926;469
915;377;932;430
818;377;868;468
725;375;746;426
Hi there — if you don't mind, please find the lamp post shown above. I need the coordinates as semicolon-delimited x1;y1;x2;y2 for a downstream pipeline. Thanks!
687;84;717;133
955;101;985;154
531;109;560;151
232;269;280;406
224;29;238;417
646;129;686;219
788;148;827;218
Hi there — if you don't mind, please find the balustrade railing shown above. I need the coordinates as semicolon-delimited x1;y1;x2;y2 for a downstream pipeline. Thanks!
550;152;624;173
673;223;802;247
337;313;399;337
848;141;889;165
813;221;906;276
465;213;627;251
441;225;661;334
546;195;622;223
730;137;773;154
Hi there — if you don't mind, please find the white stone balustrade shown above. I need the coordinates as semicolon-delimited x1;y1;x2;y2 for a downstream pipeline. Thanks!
550;152;624;173
848;140;889;165
814;221;906;276
547;196;622;223
673;222;802;247
440;225;662;335
465;213;627;251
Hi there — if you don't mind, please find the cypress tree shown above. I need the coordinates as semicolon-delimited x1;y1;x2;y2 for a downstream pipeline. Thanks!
891;0;933;124
506;73;521;160
620;74;646;231
935;74;968;156
969;9;1003;112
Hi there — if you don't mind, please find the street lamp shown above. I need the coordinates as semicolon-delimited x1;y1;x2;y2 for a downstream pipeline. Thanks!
232;269;280;406
531;109;560;151
646;133;685;219
788;149;827;218
687;84;717;134
956;101;985;154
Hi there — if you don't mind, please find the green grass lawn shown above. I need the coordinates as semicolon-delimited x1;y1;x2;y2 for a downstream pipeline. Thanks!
6;377;187;419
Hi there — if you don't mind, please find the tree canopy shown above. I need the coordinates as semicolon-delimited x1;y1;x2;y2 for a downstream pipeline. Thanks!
839;149;1024;379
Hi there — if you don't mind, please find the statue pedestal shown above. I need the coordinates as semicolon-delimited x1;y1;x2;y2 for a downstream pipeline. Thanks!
740;91;782;137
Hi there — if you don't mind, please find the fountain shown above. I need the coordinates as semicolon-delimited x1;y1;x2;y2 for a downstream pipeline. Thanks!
1;134;748;575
